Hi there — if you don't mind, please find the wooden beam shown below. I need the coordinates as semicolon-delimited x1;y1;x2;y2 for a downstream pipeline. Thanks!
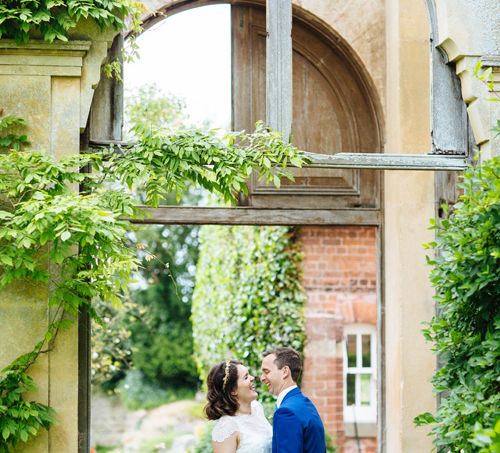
304;152;469;170
266;0;292;140
130;207;381;226
88;141;468;171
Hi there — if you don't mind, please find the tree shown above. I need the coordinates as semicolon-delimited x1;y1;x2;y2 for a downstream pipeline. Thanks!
92;85;201;393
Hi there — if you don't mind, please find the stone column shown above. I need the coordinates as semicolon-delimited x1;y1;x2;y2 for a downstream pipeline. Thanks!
383;0;436;451
0;33;113;452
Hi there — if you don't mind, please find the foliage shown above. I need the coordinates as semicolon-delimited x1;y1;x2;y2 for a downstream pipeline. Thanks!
0;116;308;450
127;222;200;389
414;157;500;452
0;116;29;152
191;423;214;453
0;0;143;43
473;61;500;137
132;320;199;388
325;432;337;453
192;225;306;399
112;121;309;206
0;151;140;450
0;368;56;453
94;446;117;453
470;419;500;453
91;298;139;391
91;88;201;394
124;84;189;137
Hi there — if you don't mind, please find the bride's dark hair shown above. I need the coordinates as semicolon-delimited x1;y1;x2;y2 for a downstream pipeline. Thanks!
204;360;241;420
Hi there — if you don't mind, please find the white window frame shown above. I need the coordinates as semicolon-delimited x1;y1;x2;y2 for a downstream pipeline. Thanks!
343;324;377;424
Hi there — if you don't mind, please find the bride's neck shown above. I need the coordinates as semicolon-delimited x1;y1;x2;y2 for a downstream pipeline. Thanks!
236;401;252;415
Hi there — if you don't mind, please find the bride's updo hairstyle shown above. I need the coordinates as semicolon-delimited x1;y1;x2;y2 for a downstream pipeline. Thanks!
205;359;242;420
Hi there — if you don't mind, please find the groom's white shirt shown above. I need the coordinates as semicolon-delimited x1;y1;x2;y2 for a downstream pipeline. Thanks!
275;385;297;409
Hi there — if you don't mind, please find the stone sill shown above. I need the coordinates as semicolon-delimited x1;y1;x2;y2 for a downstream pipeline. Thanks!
344;421;377;437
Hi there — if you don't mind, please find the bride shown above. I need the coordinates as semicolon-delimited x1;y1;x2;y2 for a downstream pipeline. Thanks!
205;360;272;453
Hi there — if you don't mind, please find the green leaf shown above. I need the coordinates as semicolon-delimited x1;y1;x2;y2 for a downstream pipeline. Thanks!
60;231;71;241
20;429;28;442
0;255;13;266
0;210;13;219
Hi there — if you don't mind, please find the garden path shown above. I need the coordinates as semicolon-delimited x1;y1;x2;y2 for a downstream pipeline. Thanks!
91;393;207;452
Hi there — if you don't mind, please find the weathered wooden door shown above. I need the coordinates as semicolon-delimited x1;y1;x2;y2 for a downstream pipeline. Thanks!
232;5;382;210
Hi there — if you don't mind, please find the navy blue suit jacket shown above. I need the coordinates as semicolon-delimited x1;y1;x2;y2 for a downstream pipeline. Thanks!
272;387;326;453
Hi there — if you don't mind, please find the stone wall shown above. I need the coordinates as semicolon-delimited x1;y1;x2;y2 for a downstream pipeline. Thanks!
0;27;116;453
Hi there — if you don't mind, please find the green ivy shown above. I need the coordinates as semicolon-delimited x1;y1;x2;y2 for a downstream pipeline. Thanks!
0;116;308;450
0;368;56;453
0;0;143;43
415;157;500;452
192;225;306;400
0;116;29;152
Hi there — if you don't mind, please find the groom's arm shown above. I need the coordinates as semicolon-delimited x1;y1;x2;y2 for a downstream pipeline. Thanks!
273;408;303;453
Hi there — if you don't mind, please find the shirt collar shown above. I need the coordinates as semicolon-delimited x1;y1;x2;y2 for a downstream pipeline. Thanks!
276;385;297;408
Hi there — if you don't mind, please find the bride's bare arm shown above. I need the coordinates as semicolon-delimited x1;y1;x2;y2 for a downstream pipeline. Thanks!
212;431;239;453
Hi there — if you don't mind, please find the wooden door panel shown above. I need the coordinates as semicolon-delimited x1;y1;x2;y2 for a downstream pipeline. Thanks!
232;6;380;209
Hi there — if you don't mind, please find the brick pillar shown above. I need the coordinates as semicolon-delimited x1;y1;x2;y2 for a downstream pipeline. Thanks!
299;227;377;452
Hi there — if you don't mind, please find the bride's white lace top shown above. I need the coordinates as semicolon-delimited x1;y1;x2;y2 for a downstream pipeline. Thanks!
212;400;272;453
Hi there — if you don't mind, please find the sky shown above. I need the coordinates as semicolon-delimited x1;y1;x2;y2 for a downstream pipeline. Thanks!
124;4;231;130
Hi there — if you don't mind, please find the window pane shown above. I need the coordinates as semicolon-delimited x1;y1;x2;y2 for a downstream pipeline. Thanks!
347;374;356;406
360;374;371;406
347;334;357;367
362;334;371;367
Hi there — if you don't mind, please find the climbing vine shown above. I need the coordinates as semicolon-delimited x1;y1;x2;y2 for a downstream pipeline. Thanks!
192;225;306;398
0;116;309;450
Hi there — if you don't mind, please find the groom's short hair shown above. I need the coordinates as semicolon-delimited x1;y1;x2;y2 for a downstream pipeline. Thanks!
264;347;302;382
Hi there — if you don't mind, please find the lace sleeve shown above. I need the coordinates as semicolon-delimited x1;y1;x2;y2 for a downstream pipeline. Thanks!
212;417;239;443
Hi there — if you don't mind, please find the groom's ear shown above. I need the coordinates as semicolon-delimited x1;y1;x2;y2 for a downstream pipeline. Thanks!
282;365;291;379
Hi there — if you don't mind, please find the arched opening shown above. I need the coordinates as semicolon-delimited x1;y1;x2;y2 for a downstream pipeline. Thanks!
131;0;384;209
87;3;384;452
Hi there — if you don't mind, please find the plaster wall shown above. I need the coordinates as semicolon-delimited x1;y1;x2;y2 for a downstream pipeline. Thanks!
293;0;385;108
384;0;436;451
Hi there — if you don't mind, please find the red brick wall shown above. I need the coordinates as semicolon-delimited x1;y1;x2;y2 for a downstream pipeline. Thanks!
299;227;377;452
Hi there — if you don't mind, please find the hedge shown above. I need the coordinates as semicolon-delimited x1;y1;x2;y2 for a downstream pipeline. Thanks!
415;157;500;452
192;225;306;399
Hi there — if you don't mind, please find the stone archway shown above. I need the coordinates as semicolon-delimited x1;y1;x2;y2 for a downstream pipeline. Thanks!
113;3;386;452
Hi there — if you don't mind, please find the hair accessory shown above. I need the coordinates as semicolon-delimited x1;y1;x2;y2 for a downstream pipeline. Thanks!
222;360;231;390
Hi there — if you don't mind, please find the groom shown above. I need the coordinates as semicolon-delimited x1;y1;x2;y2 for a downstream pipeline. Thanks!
261;347;326;453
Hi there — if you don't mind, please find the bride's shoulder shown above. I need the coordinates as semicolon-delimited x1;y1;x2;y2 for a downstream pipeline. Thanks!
212;416;239;442
251;399;266;415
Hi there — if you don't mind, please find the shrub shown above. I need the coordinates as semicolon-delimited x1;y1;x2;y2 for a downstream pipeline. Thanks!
132;322;199;388
192;225;306;400
415;157;500;452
